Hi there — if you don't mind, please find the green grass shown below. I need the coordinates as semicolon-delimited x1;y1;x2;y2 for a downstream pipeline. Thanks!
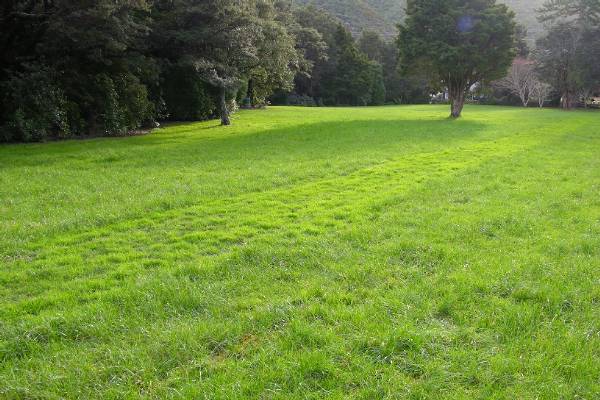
1;105;599;399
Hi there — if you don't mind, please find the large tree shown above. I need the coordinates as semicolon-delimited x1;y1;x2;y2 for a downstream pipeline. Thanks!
398;0;516;118
151;0;263;125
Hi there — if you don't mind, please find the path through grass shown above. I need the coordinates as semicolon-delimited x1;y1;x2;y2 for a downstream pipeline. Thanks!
1;105;599;398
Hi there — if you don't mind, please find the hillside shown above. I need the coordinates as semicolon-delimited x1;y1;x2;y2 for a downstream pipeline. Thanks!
293;0;545;40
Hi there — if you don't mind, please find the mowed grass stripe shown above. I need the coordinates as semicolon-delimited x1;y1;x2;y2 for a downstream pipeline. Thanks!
0;105;566;254
0;128;546;307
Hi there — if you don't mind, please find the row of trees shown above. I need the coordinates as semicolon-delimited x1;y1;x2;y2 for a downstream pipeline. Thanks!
493;0;600;109
273;19;432;107
1;0;598;141
0;1;328;141
1;0;421;142
535;0;600;109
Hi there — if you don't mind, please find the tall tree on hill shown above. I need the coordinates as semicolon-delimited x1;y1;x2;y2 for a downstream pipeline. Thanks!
398;0;516;118
321;25;385;105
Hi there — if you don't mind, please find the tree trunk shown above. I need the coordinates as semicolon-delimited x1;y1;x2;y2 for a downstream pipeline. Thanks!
561;91;574;110
449;84;466;118
247;78;254;108
219;87;230;126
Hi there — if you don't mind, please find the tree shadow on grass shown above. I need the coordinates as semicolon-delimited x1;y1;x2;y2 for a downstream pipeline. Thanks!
0;117;488;169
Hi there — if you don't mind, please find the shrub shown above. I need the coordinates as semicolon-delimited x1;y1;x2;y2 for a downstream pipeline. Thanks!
92;73;154;136
162;66;216;121
0;66;70;142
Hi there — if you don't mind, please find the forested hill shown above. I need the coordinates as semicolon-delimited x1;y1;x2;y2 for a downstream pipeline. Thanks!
293;0;545;40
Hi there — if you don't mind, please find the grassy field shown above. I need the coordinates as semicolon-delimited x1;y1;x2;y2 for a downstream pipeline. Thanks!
1;105;599;399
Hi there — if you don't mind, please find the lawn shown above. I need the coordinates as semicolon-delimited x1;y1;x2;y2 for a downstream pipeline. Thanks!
1;105;599;399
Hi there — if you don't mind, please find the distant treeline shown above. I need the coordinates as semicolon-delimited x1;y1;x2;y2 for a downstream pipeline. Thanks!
1;1;598;142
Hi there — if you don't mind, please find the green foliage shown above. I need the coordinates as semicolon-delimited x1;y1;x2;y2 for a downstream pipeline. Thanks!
369;64;386;105
399;0;516;116
1;106;599;398
0;0;304;139
162;66;216;121
287;15;386;106
0;0;154;140
0;66;70;142
320;26;385;105
358;30;432;104
93;73;154;135
538;0;600;24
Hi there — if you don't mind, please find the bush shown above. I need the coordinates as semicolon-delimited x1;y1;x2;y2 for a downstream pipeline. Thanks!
0;66;70;142
368;64;386;106
116;74;154;130
162;66;216;121
86;73;154;136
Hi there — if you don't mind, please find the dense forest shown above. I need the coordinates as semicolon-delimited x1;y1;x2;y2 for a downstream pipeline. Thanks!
1;0;598;142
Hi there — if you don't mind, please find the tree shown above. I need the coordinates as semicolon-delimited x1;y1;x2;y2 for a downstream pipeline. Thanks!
289;8;385;107
152;1;260;125
534;23;584;109
291;6;345;102
358;30;431;104
1;0;316;141
358;30;386;63
398;0;516;118
530;80;552;107
514;25;530;57
0;0;155;140
321;25;385;105
495;59;536;106
246;2;301;107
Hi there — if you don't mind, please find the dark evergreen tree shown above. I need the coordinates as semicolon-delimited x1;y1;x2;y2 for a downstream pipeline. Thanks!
398;0;516;117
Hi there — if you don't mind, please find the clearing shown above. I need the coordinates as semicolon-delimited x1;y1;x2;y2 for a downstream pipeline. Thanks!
1;105;599;398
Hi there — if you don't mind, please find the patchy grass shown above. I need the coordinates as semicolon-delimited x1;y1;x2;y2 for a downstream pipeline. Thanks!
1;105;599;399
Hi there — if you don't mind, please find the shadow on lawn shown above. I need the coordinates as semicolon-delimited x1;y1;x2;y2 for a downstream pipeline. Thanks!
0;118;488;169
